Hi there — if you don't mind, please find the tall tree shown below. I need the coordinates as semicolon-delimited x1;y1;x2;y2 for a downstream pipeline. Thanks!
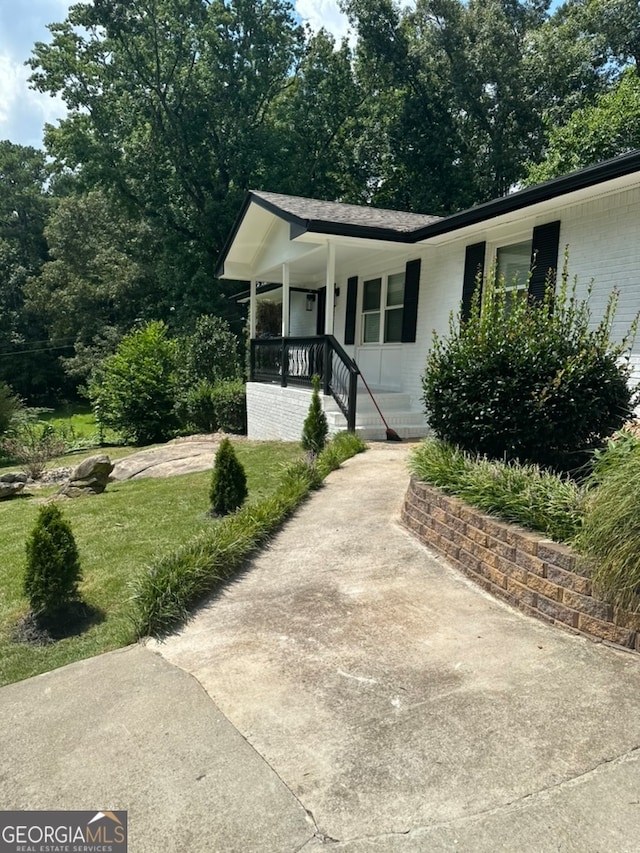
24;190;164;385
28;0;306;295
526;68;640;182
270;30;369;203
0;142;68;402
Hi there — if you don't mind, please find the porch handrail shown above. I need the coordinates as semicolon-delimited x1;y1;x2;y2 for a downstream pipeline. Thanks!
249;335;359;431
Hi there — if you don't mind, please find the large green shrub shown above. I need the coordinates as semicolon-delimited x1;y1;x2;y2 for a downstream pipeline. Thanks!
176;314;242;387
574;431;640;611
422;261;637;471
181;380;247;434
25;504;82;618
209;437;248;515
301;375;328;456
210;381;246;433
90;321;177;445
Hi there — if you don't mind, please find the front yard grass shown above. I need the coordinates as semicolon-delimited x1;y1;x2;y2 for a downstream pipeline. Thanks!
0;441;302;686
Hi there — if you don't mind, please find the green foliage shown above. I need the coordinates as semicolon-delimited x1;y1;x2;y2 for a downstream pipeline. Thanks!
587;425;640;485
176;314;242;388
25;190;162;385
209;381;246;434
301;375;329;456
133;432;367;636
1;414;67;478
174;315;245;433
90;321;177;445
575;436;640;611
209;438;248;515
0;383;20;438
409;439;583;543
0;142;65;403
527;69;640;183
24;504;82;618
181;380;218;433
316;430;367;479
422;260;637;471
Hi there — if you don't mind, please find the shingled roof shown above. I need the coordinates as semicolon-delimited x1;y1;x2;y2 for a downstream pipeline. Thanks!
251;190;442;234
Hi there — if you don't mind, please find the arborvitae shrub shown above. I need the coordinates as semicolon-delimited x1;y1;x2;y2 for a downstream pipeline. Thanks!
422;258;637;472
24;504;82;618
301;375;328;456
209;437;248;515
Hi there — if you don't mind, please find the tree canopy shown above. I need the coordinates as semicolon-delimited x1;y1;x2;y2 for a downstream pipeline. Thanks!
0;0;636;405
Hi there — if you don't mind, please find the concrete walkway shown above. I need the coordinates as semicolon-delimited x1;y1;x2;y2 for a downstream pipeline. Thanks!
3;444;640;851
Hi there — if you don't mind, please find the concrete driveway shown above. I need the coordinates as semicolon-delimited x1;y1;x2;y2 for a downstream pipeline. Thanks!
2;443;640;851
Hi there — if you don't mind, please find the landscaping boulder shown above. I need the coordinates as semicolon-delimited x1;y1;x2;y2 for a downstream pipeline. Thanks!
0;472;27;500
57;454;114;498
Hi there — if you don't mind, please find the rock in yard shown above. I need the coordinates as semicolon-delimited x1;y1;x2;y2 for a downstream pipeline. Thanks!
57;454;114;498
0;472;27;500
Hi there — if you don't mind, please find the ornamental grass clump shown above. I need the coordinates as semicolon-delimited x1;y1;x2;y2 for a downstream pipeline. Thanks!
422;255;638;472
574;430;640;611
24;504;82;620
409;438;583;542
209;437;248;515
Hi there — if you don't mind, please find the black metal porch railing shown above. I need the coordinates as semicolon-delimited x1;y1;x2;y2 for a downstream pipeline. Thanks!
249;335;359;431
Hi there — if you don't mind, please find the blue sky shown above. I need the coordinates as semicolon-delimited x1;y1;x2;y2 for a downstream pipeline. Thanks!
0;0;354;151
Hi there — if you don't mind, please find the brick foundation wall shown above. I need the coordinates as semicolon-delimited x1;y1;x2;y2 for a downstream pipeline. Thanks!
401;478;640;653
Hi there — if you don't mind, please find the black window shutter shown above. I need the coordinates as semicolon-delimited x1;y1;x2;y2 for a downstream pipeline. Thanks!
344;276;358;345
462;242;486;321
401;259;421;343
529;221;561;301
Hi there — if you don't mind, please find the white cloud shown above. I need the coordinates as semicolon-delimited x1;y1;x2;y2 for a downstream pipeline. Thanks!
295;0;353;43
0;0;70;148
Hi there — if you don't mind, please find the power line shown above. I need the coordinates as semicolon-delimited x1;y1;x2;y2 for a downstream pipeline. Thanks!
0;343;75;357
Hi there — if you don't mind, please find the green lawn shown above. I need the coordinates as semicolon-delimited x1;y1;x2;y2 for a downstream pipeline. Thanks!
0;441;302;686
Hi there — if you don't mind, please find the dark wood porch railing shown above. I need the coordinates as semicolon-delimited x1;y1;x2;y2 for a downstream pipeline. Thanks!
249;335;358;431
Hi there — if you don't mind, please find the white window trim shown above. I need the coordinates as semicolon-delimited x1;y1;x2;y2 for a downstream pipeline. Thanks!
359;270;406;345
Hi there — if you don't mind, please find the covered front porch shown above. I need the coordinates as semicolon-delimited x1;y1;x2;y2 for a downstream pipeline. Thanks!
218;190;433;440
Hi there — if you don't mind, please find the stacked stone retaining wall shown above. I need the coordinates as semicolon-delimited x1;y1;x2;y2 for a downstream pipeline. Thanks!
402;478;640;653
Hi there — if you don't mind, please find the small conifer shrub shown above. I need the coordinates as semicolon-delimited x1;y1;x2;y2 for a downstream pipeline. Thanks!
25;504;82;618
209;437;248;515
301;375;329;457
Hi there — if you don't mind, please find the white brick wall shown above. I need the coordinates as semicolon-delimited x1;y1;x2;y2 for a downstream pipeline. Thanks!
247;383;312;440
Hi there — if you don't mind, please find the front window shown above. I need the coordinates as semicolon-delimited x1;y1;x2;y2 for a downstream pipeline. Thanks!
496;240;531;310
362;272;405;344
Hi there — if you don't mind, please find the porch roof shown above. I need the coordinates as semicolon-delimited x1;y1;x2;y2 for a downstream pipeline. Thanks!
249;191;441;235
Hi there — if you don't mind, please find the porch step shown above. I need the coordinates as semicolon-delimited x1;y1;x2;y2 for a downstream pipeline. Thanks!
323;391;414;414
323;394;430;441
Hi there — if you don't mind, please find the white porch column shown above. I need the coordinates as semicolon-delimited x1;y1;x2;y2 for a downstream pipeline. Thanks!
282;263;290;337
324;241;335;336
249;279;257;339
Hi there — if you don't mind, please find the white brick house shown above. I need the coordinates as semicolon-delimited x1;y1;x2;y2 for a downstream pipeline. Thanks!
216;151;640;440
